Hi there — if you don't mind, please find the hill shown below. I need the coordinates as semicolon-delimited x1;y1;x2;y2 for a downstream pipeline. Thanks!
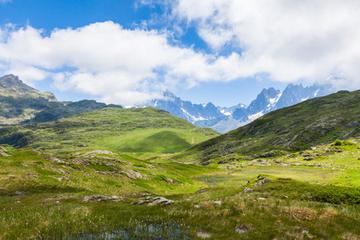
180;90;360;163
0;107;218;155
0;74;117;125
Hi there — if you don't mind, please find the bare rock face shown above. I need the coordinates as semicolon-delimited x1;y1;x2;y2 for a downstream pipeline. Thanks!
82;195;122;202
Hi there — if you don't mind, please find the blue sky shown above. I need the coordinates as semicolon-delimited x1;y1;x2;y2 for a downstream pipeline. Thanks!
0;1;357;106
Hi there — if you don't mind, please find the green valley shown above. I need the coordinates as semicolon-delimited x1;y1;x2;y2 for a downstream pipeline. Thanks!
0;77;360;239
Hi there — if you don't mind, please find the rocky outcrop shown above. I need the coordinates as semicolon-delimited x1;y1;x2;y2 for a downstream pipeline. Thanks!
82;195;122;202
134;195;174;206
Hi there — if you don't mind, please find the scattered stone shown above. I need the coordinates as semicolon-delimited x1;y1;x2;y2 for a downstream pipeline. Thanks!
14;191;24;196
254;175;271;187
302;153;315;161
196;188;209;194
194;204;200;209
122;169;143;179
135;195;173;206
258;151;277;158
82;195;121;202
243;187;253;193
217;159;226;164
201;161;210;166
257;197;266;201
72;158;90;166
85;150;114;156
196;231;211;239
0;147;10;157
163;176;175;184
235;224;250;234
213;200;222;206
334;148;343;153
48;156;66;164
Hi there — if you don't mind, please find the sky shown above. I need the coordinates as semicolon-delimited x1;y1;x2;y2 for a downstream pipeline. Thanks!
0;0;359;106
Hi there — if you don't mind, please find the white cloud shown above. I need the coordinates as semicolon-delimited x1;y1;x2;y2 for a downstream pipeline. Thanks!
173;0;360;89
0;21;244;105
2;1;359;105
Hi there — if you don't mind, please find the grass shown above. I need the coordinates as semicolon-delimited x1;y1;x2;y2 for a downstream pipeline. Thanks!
96;128;212;154
1;101;360;238
0;107;218;157
1;139;360;239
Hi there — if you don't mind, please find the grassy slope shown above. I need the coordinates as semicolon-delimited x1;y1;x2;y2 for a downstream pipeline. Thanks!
1;140;360;239
0;107;218;156
180;90;360;163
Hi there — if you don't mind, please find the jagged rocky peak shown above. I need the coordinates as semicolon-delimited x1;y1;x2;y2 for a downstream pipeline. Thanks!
246;87;281;115
275;83;330;109
0;74;35;91
0;74;56;100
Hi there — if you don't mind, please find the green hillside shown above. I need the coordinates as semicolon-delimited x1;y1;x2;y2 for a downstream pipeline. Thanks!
180;90;360;163
0;107;218;156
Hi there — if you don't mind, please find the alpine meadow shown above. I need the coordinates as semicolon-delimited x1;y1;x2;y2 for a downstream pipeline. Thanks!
1;1;360;240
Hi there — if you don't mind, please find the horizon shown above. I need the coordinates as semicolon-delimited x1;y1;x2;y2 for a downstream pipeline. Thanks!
0;1;359;106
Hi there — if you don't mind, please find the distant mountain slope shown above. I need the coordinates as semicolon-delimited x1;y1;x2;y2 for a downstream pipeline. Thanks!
0;74;118;125
0;74;56;100
147;84;331;132
0;107;218;155
180;90;360;163
150;91;226;125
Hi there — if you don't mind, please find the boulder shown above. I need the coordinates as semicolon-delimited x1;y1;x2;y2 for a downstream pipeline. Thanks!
0;147;10;157
135;195;173;206
196;231;211;239
243;187;253;193
254;175;271;187
122;169;144;179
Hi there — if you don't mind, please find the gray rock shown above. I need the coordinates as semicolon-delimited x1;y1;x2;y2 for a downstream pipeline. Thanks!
254;176;271;187
122;169;143;179
303;156;314;161
243;187;253;193
196;231;211;239
83;195;121;202
235;224;250;234
0;147;10;157
135;195;173;206
84;150;114;156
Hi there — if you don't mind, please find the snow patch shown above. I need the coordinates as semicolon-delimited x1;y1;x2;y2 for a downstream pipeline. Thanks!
248;111;264;121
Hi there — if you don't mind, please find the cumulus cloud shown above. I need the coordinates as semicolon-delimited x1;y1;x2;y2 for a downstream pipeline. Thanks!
173;0;360;89
0;22;244;105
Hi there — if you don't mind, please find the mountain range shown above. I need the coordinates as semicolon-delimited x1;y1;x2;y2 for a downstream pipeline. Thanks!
147;84;331;133
0;74;332;134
